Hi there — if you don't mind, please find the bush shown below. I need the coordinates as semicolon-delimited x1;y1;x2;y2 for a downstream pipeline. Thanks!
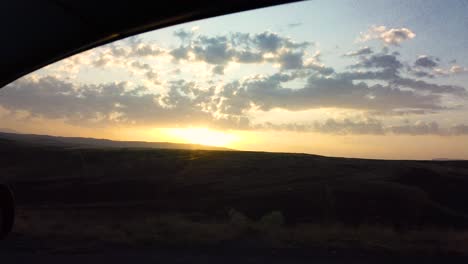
259;211;284;228
228;208;251;228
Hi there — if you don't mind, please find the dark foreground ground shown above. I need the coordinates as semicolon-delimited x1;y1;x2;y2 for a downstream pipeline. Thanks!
2;135;468;261
2;231;468;264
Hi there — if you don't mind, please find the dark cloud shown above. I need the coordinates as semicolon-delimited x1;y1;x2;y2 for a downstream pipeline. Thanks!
278;51;304;70
351;53;403;70
168;31;313;73
411;70;434;78
251;31;311;51
254;32;283;52
390;78;465;94
344;47;373;57
217;72;446;114
414;56;438;68
342;50;466;95
192;36;234;64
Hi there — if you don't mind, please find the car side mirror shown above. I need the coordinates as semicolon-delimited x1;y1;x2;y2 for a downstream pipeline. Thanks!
0;184;15;239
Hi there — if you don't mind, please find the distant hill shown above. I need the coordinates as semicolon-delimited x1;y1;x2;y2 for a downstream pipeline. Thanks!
432;158;466;161
0;128;18;134
0;131;230;151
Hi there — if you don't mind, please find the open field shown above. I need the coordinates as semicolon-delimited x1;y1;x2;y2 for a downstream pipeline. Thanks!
2;133;468;255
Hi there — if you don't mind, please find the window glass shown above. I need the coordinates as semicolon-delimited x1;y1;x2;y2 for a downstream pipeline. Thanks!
2;0;468;258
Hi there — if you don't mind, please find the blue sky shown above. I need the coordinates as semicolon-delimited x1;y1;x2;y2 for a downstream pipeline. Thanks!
137;0;468;83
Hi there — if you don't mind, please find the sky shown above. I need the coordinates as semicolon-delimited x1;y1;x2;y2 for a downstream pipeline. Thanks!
1;0;468;160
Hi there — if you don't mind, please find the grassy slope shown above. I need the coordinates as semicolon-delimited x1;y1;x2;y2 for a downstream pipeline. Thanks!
2;138;468;229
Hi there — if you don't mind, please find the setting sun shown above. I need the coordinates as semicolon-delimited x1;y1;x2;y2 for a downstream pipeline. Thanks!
164;127;239;147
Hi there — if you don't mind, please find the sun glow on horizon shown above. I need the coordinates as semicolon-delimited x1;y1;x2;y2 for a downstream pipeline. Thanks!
163;127;239;148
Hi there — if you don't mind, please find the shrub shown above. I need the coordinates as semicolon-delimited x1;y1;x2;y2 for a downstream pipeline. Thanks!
258;211;284;228
228;208;251;228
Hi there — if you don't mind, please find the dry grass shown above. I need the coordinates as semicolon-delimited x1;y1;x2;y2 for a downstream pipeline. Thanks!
13;207;468;254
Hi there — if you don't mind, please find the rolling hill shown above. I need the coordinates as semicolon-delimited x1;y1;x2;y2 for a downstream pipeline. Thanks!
0;131;229;151
1;133;468;230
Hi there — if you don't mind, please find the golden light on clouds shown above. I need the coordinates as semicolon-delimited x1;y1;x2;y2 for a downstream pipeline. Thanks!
2;1;468;161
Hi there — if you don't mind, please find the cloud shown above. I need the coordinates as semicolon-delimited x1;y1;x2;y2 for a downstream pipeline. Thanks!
105;41;164;59
192;36;234;64
259;119;468;136
53;40;167;74
130;61;151;71
351;53;403;70
213;43;466;115
129;43;164;57
410;70;434;78
254;117;468;136
386;121;468;136
390;78;465;94
360;25;416;46
173;29;193;42
388;121;441;135
253;32;284;52
0;77;226;128
408;62;468;78
344;47;373;57
278;51;304;70
251;31;311;51
451;124;468;135
169;46;190;61
3;76;468;136
6;26;468;137
212;65;225;75
217;72;447;115
421;65;468;77
414;56;439;68
343;50;466;95
168;31;313;73
287;22;302;28
314;118;385;135
450;65;468;74
235;51;263;63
